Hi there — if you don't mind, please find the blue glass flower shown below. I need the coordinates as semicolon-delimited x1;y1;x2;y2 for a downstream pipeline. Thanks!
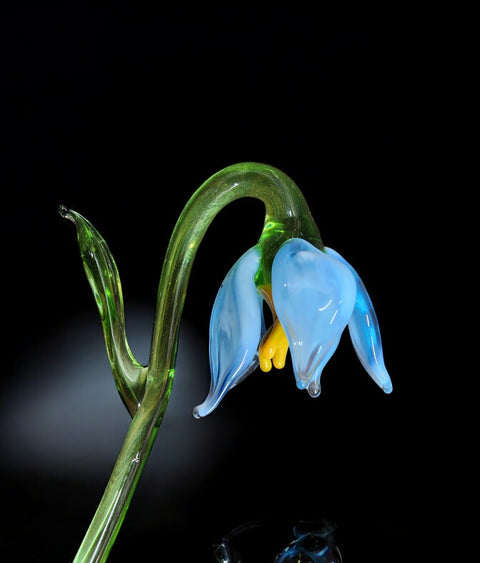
193;238;392;418
193;247;265;419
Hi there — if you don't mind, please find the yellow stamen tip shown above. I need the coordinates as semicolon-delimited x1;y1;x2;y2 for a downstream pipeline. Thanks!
259;319;289;372
259;355;272;372
273;351;287;370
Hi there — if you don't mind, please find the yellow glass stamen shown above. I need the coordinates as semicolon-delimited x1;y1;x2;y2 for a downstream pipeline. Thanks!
259;319;289;372
259;351;273;372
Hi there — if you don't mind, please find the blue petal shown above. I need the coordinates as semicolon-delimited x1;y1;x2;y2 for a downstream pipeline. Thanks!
272;238;357;397
325;247;393;394
193;247;264;418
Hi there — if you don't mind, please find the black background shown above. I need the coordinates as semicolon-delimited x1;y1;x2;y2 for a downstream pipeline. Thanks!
1;4;449;562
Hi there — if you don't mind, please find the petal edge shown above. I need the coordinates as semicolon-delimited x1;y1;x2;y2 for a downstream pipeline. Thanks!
194;247;264;417
325;247;393;393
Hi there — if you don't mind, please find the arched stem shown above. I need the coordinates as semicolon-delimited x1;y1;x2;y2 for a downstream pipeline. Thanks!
71;162;320;562
148;162;320;376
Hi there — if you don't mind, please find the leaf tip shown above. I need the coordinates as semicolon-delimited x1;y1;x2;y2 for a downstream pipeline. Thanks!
58;204;73;221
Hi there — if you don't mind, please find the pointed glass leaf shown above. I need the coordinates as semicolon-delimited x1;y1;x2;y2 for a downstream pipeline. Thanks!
60;206;146;415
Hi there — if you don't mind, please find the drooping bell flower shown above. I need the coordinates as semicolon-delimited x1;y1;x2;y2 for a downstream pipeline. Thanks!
194;238;392;418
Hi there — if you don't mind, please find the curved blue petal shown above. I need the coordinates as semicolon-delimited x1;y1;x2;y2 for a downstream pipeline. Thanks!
272;238;357;397
193;247;264;418
325;247;393;394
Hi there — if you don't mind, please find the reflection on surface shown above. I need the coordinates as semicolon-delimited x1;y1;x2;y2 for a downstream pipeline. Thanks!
214;518;342;563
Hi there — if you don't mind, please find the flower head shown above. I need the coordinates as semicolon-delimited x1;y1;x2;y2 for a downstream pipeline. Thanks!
194;237;392;418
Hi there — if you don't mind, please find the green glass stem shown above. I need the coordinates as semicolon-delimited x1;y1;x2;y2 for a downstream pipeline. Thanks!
72;378;172;563
67;162;321;562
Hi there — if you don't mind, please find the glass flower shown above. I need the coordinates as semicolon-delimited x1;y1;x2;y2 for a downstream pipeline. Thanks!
62;162;394;561
194;238;392;418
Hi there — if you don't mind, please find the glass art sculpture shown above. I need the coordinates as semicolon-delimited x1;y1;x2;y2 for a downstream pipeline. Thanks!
60;162;392;562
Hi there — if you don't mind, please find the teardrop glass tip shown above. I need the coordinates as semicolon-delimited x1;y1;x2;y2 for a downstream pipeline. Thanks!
58;204;72;220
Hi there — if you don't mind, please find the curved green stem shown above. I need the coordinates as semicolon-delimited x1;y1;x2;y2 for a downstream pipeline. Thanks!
148;162;322;374
68;162;321;562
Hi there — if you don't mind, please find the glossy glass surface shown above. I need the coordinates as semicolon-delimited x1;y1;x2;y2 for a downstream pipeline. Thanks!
213;518;342;563
325;247;392;394
194;247;264;418
61;162;391;562
272;238;357;398
62;162;324;562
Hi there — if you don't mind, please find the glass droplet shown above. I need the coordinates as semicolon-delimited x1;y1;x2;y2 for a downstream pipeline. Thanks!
307;380;321;398
58;204;71;220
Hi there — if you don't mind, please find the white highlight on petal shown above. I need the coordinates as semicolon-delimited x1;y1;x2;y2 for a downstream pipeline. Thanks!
194;247;263;418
